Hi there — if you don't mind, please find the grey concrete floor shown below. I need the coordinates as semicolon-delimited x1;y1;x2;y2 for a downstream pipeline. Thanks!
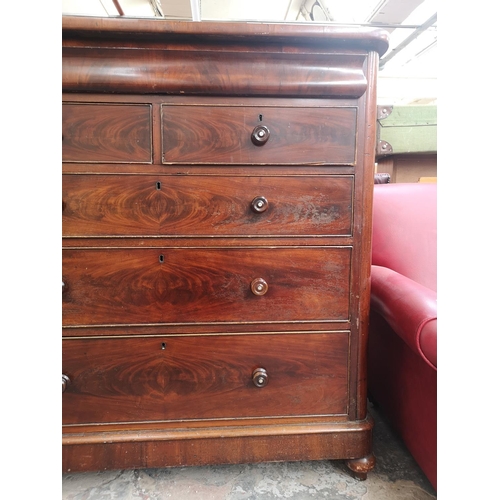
62;403;437;499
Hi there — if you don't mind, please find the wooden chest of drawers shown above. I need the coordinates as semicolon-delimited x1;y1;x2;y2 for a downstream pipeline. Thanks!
62;16;388;478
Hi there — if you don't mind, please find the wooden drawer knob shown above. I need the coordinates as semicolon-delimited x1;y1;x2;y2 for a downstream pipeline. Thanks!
251;278;268;296
62;374;70;393
252;368;268;388
251;125;270;146
251;196;269;213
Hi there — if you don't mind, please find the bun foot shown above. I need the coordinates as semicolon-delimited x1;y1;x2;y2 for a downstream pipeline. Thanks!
346;453;375;480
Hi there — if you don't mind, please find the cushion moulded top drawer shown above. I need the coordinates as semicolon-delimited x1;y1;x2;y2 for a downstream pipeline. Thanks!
62;333;349;425
162;104;357;165
62;103;152;163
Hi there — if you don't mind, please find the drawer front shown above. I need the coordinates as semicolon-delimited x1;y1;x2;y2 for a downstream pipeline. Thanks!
63;175;353;237
62;103;152;163
62;247;351;326
62;333;349;425
162;105;357;165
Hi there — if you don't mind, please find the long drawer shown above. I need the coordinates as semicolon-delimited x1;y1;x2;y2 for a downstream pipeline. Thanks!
62;175;353;237
62;246;351;326
62;103;152;163
162;105;357;165
62;333;349;425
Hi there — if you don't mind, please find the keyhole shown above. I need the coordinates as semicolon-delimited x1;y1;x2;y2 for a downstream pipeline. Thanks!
161;342;166;350
159;254;164;263
258;114;263;122
156;181;161;190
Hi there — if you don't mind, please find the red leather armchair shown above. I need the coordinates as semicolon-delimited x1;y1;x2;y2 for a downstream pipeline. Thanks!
367;183;437;490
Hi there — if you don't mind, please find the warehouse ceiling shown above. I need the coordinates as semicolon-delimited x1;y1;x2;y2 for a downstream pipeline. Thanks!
61;0;437;105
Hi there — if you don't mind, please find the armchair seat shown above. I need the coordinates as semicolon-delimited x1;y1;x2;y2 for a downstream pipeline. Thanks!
368;183;437;490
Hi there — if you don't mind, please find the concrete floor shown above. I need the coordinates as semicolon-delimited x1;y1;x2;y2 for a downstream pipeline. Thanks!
62;403;437;500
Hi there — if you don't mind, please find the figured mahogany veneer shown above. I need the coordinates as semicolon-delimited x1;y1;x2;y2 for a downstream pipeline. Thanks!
62;333;349;425
62;16;389;478
62;48;369;97
161;105;357;165
62;103;152;163
62;246;351;326
62;175;354;237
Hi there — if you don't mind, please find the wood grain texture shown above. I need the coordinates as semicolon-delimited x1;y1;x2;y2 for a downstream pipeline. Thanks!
162;105;357;165
61;17;382;475
62;247;351;326
353;51;380;420
63;174;353;237
62;15;389;56
62;47;368;98
62;333;349;425
62;416;374;472
62;103;152;163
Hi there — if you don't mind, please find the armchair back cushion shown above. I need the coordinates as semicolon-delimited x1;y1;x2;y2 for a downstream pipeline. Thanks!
372;183;437;292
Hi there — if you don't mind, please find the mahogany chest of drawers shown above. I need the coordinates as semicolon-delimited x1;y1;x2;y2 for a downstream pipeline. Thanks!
62;16;388;478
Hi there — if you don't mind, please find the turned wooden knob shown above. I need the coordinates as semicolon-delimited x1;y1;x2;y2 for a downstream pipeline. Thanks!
251;196;269;213
251;278;268;296
252;368;268;388
62;374;70;393
251;125;270;146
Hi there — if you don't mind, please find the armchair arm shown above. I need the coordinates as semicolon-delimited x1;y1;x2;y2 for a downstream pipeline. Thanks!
370;265;437;370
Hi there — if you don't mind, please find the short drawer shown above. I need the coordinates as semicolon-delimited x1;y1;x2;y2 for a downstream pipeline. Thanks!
62;246;351;326
62;103;152;163
162;105;357;165
62;333;349;425
62;174;353;237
